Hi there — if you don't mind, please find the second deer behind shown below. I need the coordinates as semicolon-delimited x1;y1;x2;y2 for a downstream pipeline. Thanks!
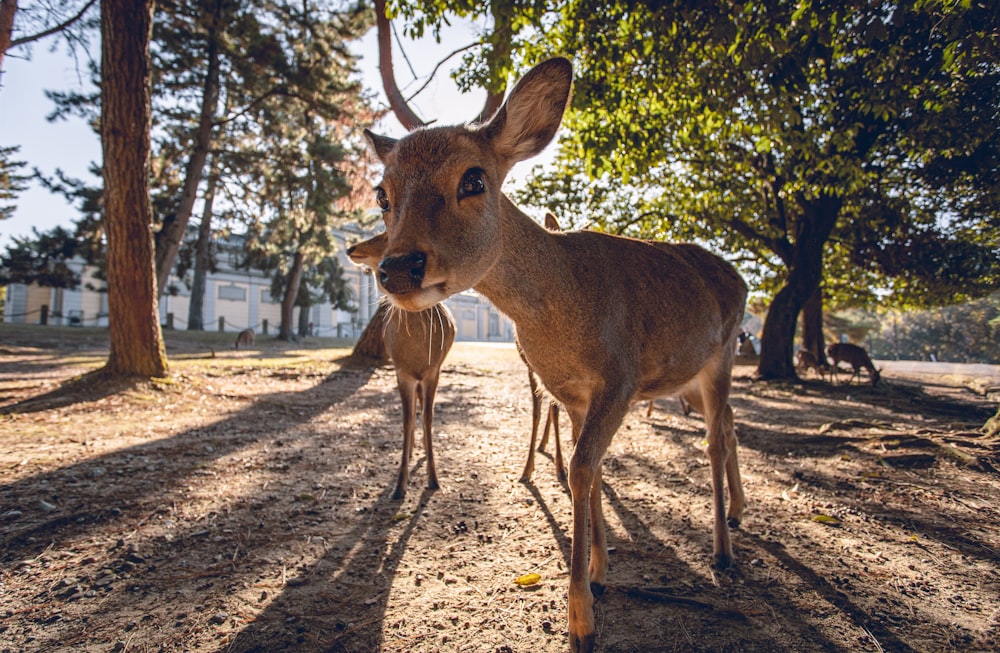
348;233;456;500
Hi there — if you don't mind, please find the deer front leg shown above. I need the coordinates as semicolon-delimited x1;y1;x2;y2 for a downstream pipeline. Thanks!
393;376;418;500
550;403;566;482
421;373;441;491
567;399;628;653
520;369;543;482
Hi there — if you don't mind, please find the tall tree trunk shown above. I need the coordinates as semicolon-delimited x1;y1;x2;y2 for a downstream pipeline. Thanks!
100;0;167;378
800;285;827;363
186;159;218;331
756;195;841;380
154;0;222;297
279;250;304;341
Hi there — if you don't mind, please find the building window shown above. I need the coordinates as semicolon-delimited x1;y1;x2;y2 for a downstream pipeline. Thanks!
218;284;246;302
261;288;280;304
489;313;499;337
463;309;475;321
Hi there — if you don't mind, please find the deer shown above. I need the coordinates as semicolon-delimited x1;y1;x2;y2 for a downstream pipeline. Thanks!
827;342;881;386
363;57;748;652
347;232;457;500
234;328;255;350
795;349;830;380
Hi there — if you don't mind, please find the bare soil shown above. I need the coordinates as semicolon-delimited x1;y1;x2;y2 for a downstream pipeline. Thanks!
1;325;999;653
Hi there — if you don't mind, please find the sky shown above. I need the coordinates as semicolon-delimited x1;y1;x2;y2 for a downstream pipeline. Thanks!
0;13;549;250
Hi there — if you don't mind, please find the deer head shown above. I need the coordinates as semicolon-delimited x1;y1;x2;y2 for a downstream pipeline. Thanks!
363;58;573;312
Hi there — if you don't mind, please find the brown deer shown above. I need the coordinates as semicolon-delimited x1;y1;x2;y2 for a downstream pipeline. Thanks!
364;57;748;652
827;342;881;386
795;349;830;380
347;233;457;499
234;328;255;349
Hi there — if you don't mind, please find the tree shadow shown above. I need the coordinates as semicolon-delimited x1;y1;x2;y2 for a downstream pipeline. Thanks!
0;364;376;557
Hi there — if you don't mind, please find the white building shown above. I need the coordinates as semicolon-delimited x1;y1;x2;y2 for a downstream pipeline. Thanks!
1;225;515;343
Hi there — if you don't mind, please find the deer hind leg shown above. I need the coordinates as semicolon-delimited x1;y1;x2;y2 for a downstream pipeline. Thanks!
696;364;739;570
520;369;544;482
393;375;418;500
721;403;745;529
420;371;441;491
566;397;628;653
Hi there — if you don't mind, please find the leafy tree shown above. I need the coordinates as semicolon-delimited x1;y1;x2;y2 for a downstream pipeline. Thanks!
1;225;85;287
99;0;167;378
503;0;1000;380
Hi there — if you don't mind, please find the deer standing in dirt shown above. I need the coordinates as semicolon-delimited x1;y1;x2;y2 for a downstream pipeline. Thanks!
347;233;457;499
795;349;830;380
234;328;255;350
827;342;881;386
364;57;748;652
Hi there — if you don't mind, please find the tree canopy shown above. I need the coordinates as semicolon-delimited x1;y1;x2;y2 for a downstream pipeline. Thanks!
495;0;1000;378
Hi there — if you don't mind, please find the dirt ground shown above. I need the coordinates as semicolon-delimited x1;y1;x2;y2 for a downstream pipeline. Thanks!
1;325;999;653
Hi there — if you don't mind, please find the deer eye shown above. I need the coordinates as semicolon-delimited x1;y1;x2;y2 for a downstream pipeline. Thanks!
374;187;390;213
458;168;485;199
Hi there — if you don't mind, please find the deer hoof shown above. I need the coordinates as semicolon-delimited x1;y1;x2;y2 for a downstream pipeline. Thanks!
727;516;741;530
570;632;596;653
391;486;406;501
713;552;734;570
589;581;606;598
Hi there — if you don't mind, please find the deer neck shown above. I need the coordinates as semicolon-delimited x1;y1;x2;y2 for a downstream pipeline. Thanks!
472;195;568;331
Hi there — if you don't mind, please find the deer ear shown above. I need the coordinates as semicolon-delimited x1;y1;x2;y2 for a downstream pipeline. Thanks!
364;129;398;162
481;57;573;167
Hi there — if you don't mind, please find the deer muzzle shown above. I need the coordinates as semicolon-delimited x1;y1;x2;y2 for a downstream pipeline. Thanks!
378;251;427;295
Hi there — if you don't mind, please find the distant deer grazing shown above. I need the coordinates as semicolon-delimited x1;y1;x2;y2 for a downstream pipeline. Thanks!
827;342;881;386
234;328;255;349
795;349;830;380
364;57;748;652
347;233;457;499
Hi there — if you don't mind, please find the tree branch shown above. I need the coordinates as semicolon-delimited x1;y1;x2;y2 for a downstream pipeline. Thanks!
8;0;97;49
374;0;424;130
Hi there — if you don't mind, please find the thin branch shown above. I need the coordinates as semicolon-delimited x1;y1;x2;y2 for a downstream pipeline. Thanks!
404;41;480;103
9;0;97;49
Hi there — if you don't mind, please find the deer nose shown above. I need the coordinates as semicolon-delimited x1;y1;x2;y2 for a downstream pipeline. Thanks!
378;251;426;294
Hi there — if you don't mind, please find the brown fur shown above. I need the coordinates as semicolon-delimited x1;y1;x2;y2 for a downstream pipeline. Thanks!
364;58;748;652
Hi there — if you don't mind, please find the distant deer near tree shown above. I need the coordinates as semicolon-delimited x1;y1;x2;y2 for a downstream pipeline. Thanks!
347;233;456;499
795;349;830;380
362;57;748;652
827;342;881;386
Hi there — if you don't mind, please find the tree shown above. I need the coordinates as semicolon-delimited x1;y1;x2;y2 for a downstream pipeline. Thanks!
509;0;1000;380
1;225;84;287
99;0;167;378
